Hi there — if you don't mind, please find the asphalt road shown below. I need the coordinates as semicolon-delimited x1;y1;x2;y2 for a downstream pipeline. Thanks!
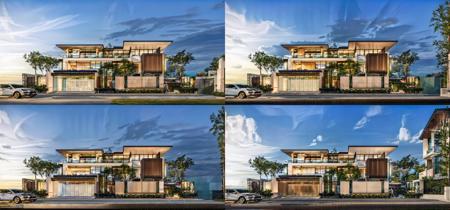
0;198;224;209
226;198;450;210
226;94;450;104
0;93;223;104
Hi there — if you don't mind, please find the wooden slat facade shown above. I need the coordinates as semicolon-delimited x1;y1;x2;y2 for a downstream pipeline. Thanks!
141;54;163;74
140;158;163;180
366;53;388;74
277;177;321;197
366;158;388;179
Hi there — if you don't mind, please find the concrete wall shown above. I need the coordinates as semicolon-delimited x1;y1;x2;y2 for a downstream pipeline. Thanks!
115;181;162;194
340;76;388;90
115;76;162;89
115;76;125;90
215;57;225;92
340;76;350;90
115;181;125;195
340;181;388;195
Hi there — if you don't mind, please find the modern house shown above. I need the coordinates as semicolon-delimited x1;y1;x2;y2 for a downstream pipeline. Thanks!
420;108;450;180
271;40;397;93
47;146;172;197
46;41;172;92
273;145;397;197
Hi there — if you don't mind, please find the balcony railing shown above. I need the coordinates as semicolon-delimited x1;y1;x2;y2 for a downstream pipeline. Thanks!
65;54;131;59
65;159;130;164
290;159;355;164
291;54;355;59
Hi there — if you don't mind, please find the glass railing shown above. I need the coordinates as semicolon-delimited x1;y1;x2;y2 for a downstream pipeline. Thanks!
65;159;130;163
290;159;355;164
65;54;131;59
291;54;354;59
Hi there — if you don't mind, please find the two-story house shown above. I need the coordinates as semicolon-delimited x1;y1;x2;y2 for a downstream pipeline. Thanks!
271;40;397;93
275;145;397;197
47;146;172;197
420;108;450;180
47;40;172;92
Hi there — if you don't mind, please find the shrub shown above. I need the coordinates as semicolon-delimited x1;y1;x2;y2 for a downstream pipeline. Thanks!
115;88;164;94
404;192;423;198
180;192;198;198
33;85;48;93
112;193;165;199
213;92;225;97
201;85;214;95
340;88;391;94
340;193;390;199
424;178;448;194
259;190;272;198
258;85;273;93
95;88;116;93
176;86;197;94
31;190;48;197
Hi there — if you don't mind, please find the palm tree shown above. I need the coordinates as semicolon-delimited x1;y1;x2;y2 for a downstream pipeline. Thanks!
167;50;195;79
210;107;225;196
396;50;419;78
167;155;194;182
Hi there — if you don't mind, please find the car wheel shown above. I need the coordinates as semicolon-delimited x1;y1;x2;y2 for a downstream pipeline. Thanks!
237;92;246;99
13;92;21;99
13;196;21;204
237;196;246;204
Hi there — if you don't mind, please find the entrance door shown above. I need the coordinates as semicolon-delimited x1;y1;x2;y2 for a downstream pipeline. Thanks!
57;182;95;197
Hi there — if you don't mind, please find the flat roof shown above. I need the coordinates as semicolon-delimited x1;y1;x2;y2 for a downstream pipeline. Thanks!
56;40;173;51
56;145;173;156
282;145;398;156
281;40;398;51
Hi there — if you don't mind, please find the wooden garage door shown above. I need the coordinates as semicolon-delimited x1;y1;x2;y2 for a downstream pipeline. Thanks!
287;180;320;197
57;182;95;197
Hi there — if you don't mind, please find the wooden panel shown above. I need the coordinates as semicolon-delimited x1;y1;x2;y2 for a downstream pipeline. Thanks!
141;54;163;74
277;178;320;197
366;53;388;74
140;158;163;180
366;158;388;179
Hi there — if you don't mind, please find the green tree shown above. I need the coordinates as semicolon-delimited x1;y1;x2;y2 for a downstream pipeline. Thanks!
117;59;137;89
204;55;225;72
167;50;195;78
395;50;420;77
116;164;136;194
101;167;114;193
23;156;43;190
167;155;195;182
249;156;270;191
430;0;450;86
436;116;450;185
210;106;225;196
267;161;286;179
391;155;421;186
98;62;118;88
248;51;283;85
41;160;60;178
23;51;59;85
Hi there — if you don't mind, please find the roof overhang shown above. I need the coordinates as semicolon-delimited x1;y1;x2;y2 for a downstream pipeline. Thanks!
347;145;397;155
56;149;103;156
420;108;450;139
56;44;104;51
122;146;172;155
122;41;172;51
281;44;329;51
348;40;397;51
281;149;329;157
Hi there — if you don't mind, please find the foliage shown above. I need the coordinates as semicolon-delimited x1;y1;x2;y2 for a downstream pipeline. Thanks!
96;193;166;198
248;51;283;83
167;155;194;182
33;85;48;93
340;88;391;94
204;55;224;72
116;59;137;76
210;106;225;197
404;192;423;198
391;155;424;186
23;51;60;84
249;156;287;191
394;50;420;77
115;164;136;181
31;190;48;198
326;60;361;77
390;82;422;93
435;118;450;184
167;50;195;78
176;86;198;93
201;85;214;95
213;92;225;97
259;190;273;198
23;156;60;190
114;88;164;94
430;0;450;82
258;85;273;93
423;177;448;194
98;62;119;89
339;164;361;181
340;193;390;199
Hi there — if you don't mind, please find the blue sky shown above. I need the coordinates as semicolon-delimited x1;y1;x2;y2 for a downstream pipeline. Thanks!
0;0;224;80
0;105;222;199
225;105;445;188
226;0;445;83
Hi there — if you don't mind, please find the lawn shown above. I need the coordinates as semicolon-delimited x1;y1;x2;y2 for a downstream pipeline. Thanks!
112;98;225;105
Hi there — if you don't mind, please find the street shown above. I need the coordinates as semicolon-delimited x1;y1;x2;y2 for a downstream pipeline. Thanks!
226;93;450;104
226;198;450;210
0;198;224;209
0;93;224;104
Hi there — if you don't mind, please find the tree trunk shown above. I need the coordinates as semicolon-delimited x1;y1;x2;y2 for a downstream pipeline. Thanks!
34;69;38;87
34;174;38;191
259;68;262;87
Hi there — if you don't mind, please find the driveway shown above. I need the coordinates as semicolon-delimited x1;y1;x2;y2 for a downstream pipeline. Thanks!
0;93;224;104
226;93;450;104
226;198;450;210
1;198;224;209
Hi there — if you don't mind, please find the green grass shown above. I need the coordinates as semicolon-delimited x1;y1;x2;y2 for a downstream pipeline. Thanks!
112;98;225;105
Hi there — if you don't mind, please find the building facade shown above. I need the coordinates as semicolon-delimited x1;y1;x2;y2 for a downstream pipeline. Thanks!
420;108;450;180
47;41;172;92
271;40;397;93
47;146;171;197
274;145;397;197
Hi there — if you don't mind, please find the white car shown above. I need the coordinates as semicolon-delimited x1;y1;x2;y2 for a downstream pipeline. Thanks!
0;84;37;99
0;189;37;204
225;84;262;99
225;189;262;204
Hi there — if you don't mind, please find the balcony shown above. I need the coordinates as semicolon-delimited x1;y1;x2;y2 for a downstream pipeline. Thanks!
65;54;131;59
291;54;355;59
290;159;355;164
65;159;130;164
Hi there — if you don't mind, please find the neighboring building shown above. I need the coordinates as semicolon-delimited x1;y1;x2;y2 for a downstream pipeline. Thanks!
22;73;45;87
47;41;172;92
22;178;46;192
247;73;271;87
275;145;397;197
272;40;397;93
215;57;225;93
420;108;450;180
47;146;172;197
195;57;225;94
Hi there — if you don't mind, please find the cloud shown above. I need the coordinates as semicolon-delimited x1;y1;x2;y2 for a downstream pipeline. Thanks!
353;106;382;130
393;115;423;144
225;114;278;188
255;106;324;130
308;135;323;147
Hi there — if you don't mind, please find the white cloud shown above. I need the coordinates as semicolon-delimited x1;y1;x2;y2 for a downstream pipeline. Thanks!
225;3;318;83
308;135;323;147
225;114;278;188
393;115;423;145
353;106;382;130
255;106;324;130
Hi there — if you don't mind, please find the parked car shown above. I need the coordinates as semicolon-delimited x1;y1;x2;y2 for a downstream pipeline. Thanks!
225;189;262;204
0;84;37;99
225;84;262;99
0;189;37;204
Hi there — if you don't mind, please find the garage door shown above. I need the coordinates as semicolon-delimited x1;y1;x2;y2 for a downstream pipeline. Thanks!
287;77;320;92
57;182;95;197
63;78;95;92
287;180;320;197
